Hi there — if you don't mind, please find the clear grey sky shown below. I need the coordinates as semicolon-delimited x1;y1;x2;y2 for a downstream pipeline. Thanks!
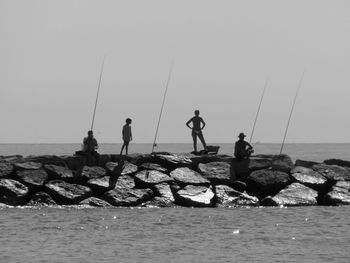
1;0;349;143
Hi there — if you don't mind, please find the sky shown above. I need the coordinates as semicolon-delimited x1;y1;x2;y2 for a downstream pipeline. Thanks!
1;0;349;143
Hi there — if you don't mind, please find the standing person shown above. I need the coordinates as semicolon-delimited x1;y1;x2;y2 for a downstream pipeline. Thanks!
82;130;99;166
186;110;207;153
234;133;254;160
120;118;132;156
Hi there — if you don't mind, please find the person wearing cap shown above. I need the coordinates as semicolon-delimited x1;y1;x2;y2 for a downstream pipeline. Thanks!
186;110;207;153
82;130;99;165
234;133;254;160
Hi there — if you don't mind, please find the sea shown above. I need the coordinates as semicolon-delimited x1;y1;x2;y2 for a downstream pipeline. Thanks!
1;143;350;263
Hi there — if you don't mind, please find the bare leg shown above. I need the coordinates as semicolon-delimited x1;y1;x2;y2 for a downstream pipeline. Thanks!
192;133;197;152
120;143;125;155
198;132;207;150
125;142;129;156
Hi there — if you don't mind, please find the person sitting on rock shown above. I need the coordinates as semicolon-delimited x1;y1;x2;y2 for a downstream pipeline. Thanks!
83;130;99;166
186;110;207;153
234;133;254;160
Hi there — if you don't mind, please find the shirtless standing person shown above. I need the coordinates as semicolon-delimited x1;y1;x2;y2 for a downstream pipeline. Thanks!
186;110;207;153
120;118;132;155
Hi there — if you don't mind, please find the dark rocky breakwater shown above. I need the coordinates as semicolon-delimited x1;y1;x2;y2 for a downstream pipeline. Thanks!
0;153;349;208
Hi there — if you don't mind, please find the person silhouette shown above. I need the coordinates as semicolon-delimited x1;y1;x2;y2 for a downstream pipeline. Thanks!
234;132;254;160
82;130;99;165
186;110;207;153
120;118;132;155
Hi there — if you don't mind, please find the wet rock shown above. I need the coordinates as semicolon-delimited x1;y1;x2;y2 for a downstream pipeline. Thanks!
44;164;74;181
312;164;350;182
78;166;107;182
232;181;247;193
291;166;327;191
261;183;318;206
16;169;48;189
170;167;210;187
246;169;291;199
272;154;294;173
152;154;192;169
295;159;319;168
153;183;175;203
0;179;29;206
323;159;350;169
174;185;215;207
139;163;168;174
14;161;42;170
134;170;173;188
27;191;56;206
231;157;272;180
44;180;93;205
79;197;112;207
86;176;116;195
215;185;259;207
323;181;350;205
197;162;232;185
101;187;153;206
0;162;14;178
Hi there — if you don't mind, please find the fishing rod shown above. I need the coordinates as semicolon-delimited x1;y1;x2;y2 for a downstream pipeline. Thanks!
279;72;305;155
90;56;106;131
249;77;269;144
151;62;174;153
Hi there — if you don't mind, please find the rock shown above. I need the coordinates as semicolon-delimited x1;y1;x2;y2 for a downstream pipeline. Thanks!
62;155;86;170
0;162;14;178
44;180;93;205
25;155;65;166
14;161;42;170
78;166;107;182
0;155;23;163
215;185;259;207
44;164;74;181
323;181;350;205
120;162;138;176
188;154;233;166
79;197;112;207
197;162;233;185
97;154;111;167
134;170;174;188
101;187;153;206
0;179;29;206
16;169;48;189
86;176;116;195
141;196;175;207
27;191;56;206
246;169;291;199
170;167;210;187
127;153;153;165
106;161;138;176
153;183;175;203
272;154;294;173
232;181;247;192
323;159;350;169
312;163;350;182
295;159;319;168
174;185;215;207
115;175;135;189
261;183;318;206
291;166;327;191
152;154;192;169
231;157;272;180
139;163;168;174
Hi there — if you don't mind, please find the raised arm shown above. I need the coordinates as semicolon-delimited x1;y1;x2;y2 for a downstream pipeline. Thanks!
200;118;206;130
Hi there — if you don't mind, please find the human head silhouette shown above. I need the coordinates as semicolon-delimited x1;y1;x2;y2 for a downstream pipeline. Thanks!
126;118;132;124
194;110;200;116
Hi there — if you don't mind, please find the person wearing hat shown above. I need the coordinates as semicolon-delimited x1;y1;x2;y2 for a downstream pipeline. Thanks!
234;132;254;160
82;130;99;165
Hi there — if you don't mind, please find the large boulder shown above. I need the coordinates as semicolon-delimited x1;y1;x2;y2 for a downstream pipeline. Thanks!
14;161;42;170
27;191;56;206
0;179;29;206
78;166;107;182
246;169;291;199
120;162;139;176
291;166;327;191
139;163;169;174
170;167;210;187
174;185;215;207
101;187;153;206
261;183;318;206
141;196;176;207
295;159;319;168
79;197;112;207
44;164;75;181
152;154;192;169
114;175;135;189
215;185;259;207
86;176;116;195
323;159;350;169
105;162;123;176
197;162;233;185
16;169;48;189
153;183;175;203
271;154;294;173
231;157;272;180
25;155;65;166
323;181;350;205
188;154;233;166
134;170;173;188
44;180;93;205
62;155;86;170
0;162;14;178
312;164;350;182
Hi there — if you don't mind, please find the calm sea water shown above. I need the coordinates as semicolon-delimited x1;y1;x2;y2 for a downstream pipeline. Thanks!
1;143;350;262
